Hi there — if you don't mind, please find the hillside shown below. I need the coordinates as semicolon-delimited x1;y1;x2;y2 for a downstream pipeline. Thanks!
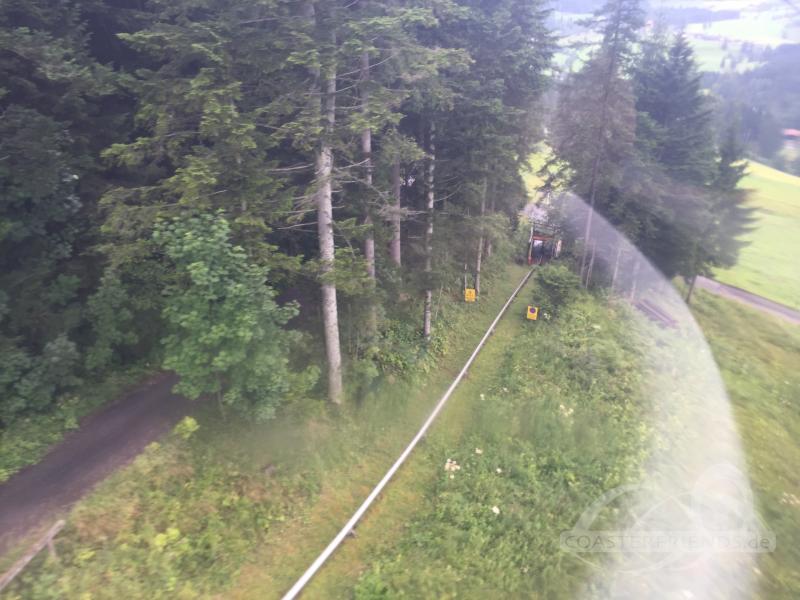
714;161;800;310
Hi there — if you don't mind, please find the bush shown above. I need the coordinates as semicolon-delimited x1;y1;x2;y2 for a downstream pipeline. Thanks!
534;263;581;315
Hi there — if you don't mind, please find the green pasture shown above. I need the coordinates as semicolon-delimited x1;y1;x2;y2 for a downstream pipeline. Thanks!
715;161;800;310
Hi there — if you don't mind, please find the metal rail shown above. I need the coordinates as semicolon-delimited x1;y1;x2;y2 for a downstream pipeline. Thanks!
282;268;534;599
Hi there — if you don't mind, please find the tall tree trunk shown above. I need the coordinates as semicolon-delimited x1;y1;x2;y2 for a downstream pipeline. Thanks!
360;51;377;336
685;274;697;304
485;197;494;258
422;121;435;341
389;158;402;266
315;28;343;405
579;154;601;286
474;178;487;295
580;3;625;287
610;242;623;292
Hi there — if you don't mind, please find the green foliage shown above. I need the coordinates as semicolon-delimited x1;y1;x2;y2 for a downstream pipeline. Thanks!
0;334;80;424
353;294;653;597
0;365;148;482
4;265;533;598
534;263;582;314
6;424;312;599
0;0;135;437
173;416;199;441
154;212;316;421
85;273;139;371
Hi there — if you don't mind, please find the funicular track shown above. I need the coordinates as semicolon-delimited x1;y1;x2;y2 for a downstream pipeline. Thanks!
281;268;535;599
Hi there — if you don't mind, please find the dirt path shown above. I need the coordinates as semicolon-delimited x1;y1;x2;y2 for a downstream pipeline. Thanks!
696;276;800;325
0;373;191;556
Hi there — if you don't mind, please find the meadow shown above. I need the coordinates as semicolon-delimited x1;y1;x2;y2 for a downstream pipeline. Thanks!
714;161;800;310
692;290;800;598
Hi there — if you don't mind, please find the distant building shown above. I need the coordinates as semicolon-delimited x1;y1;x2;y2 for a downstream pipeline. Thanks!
781;129;799;163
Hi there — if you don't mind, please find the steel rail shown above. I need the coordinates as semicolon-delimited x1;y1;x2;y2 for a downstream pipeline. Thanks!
282;268;534;599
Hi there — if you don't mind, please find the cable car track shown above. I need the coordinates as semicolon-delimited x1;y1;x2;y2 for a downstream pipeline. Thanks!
282;268;535;599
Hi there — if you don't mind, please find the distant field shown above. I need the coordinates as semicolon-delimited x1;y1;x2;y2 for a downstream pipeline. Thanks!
714;161;800;310
689;37;764;72
684;1;799;73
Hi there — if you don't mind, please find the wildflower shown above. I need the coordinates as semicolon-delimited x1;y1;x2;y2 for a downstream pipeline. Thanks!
480;393;485;400
558;403;574;418
491;505;500;515
444;459;461;473
780;492;800;506
496;468;503;474
502;387;508;393
475;448;483;455
449;474;455;479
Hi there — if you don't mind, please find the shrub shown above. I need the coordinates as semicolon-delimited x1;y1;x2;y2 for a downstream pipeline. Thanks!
534;263;581;315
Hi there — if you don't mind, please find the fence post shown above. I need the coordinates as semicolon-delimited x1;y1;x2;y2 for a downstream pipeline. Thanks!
0;520;65;592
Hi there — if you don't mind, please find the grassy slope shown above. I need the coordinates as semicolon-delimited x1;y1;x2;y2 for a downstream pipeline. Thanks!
3;264;533;598
692;290;800;598
714;161;800;310
298;286;655;599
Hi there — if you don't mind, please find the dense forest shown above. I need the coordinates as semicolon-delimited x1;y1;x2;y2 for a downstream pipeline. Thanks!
1;0;752;446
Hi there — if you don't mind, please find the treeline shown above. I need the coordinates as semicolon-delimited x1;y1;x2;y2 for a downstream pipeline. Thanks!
1;0;753;429
547;1;753;296
0;0;553;419
707;44;800;175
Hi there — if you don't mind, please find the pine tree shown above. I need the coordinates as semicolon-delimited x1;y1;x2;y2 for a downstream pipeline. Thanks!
632;32;722;284
685;124;755;302
0;0;122;419
549;0;643;287
634;32;715;185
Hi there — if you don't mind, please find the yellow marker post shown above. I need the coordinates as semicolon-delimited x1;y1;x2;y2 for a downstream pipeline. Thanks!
526;305;539;320
464;288;476;302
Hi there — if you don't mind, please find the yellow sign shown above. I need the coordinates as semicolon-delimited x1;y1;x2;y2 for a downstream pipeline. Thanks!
526;306;539;320
464;288;477;302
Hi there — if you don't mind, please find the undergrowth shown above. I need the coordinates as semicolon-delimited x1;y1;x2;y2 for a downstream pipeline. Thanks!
0;364;151;483
353;291;654;598
3;263;531;599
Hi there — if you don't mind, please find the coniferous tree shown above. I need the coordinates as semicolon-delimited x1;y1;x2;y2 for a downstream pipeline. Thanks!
0;0;123;420
632;32;721;283
549;0;643;287
684;124;755;302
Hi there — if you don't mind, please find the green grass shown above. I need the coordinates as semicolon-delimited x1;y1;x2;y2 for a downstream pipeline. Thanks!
2;262;536;599
714;161;800;310
685;9;799;48
304;280;656;598
691;290;800;598
689;38;763;73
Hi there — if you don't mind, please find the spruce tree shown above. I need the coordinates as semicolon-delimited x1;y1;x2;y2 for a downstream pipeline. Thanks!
549;0;643;286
